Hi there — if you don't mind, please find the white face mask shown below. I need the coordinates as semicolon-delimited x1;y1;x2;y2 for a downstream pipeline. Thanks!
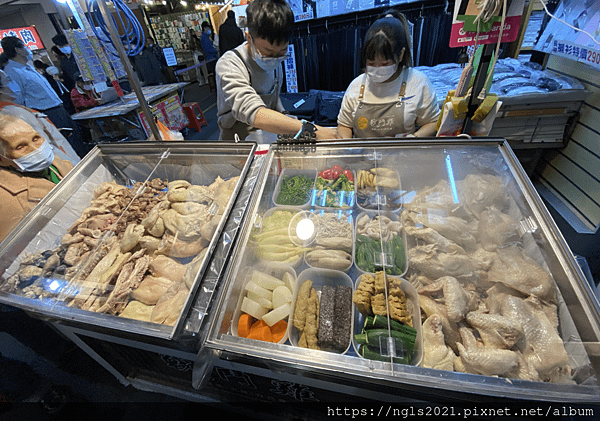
7;140;54;172
59;46;72;55
366;64;397;83
250;40;288;72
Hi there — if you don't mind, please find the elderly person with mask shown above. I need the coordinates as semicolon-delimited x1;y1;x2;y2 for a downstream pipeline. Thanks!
0;70;78;242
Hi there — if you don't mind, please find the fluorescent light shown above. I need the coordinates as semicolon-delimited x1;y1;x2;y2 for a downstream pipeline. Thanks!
181;0;187;5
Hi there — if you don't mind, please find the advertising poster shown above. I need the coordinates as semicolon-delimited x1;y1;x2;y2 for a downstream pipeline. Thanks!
449;0;525;48
139;94;188;136
534;0;600;70
0;27;44;52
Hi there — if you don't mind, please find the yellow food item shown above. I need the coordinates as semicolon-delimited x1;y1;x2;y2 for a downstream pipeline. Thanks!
293;279;312;331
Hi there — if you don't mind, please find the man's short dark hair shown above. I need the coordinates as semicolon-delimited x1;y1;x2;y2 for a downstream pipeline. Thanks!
1;36;23;59
52;34;68;47
0;52;8;70
247;0;294;46
201;21;211;30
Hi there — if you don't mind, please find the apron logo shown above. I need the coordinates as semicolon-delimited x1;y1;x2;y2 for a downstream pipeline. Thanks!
370;117;395;128
357;116;369;130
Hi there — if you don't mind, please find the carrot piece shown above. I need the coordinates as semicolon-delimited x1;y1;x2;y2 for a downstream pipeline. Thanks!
238;313;254;338
246;324;273;342
271;319;287;343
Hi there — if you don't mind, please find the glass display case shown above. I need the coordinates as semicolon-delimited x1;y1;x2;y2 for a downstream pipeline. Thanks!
0;141;256;342
198;138;600;402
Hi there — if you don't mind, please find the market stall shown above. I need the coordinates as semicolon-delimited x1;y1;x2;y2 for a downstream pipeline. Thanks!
0;138;599;403
71;82;189;142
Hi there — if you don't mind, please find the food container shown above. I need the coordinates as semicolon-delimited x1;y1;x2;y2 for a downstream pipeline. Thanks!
354;211;408;277
230;264;296;345
252;206;312;268
352;272;423;366
356;167;403;212
304;209;354;273
290;267;354;354
201;140;600;403
312;164;355;209
272;168;317;208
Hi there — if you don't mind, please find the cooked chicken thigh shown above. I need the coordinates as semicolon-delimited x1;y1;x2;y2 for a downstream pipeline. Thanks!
421;314;455;371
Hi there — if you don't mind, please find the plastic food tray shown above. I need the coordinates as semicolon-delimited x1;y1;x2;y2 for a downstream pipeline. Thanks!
290;267;354;354
230;264;297;344
272;168;317;209
352;272;423;366
304;210;354;273
312;168;356;209
355;167;402;213
354;211;408;278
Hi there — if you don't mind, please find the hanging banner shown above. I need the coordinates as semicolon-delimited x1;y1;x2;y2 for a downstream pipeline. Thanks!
284;44;298;93
449;0;525;48
0;27;44;52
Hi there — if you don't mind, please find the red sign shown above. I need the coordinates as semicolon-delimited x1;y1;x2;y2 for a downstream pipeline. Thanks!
449;0;525;48
0;26;44;52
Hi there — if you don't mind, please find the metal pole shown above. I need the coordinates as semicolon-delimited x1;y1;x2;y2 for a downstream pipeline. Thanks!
94;0;163;141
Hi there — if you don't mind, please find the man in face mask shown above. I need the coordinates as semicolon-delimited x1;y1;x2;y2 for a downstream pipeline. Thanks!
51;34;79;92
215;0;339;141
0;114;73;242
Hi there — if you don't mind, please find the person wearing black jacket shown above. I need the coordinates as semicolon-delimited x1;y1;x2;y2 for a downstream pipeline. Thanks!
33;60;75;115
51;34;79;91
219;10;245;56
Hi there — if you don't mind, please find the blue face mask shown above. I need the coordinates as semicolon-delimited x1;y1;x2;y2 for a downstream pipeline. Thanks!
19;46;33;62
9;140;55;172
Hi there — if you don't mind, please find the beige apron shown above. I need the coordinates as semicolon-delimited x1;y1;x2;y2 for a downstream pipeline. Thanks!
352;68;409;138
219;50;281;141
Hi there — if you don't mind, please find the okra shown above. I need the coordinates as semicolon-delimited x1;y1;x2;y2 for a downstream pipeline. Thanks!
354;328;416;349
358;344;411;365
363;315;417;338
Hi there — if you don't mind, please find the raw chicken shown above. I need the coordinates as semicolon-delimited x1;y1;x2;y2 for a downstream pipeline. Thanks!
421;314;455;371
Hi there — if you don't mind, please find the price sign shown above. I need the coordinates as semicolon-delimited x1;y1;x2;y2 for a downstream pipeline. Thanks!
550;40;600;70
163;47;178;67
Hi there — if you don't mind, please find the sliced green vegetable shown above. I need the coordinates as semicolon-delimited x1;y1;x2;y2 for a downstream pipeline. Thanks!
363;315;417;337
276;175;314;206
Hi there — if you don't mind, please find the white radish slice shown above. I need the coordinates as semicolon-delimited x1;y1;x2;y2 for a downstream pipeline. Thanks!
241;296;268;320
262;302;291;326
245;280;272;300
252;270;285;290
248;291;273;309
272;285;292;309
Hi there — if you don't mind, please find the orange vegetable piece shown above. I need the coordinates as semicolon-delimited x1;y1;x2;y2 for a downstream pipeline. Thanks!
271;319;287;343
238;313;254;338
246;322;273;342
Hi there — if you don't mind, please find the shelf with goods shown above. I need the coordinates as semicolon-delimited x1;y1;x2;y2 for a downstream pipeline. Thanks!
149;11;210;51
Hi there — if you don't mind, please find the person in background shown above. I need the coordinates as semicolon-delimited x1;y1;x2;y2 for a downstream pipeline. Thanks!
219;10;245;56
51;35;79;92
70;76;100;112
215;0;339;141
200;21;219;75
146;37;169;81
132;38;167;86
1;36;90;158
337;10;440;139
33;60;75;115
0;52;8;70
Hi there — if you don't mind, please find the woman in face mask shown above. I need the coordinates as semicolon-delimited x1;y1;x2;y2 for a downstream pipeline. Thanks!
70;76;99;112
0;113;74;242
337;10;440;139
